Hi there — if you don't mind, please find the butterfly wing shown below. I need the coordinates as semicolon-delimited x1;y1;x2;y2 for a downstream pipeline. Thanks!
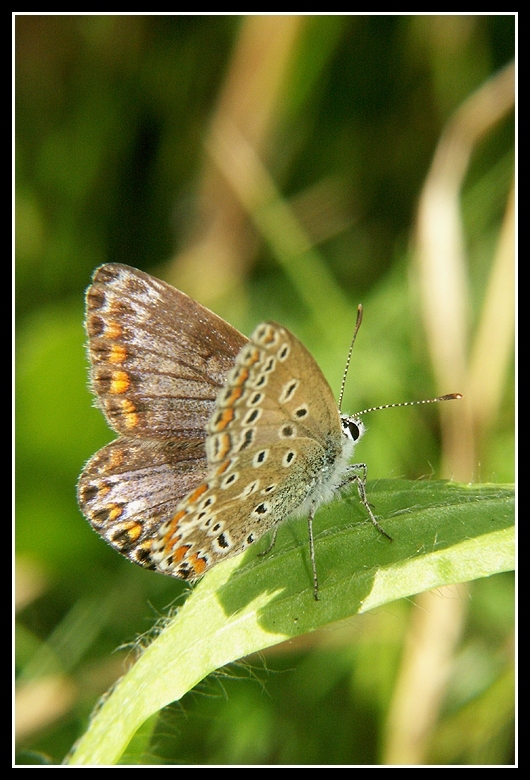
84;263;247;440
78;264;247;569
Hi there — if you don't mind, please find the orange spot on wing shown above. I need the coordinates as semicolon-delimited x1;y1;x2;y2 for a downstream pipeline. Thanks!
212;433;231;461
108;505;123;521
223;387;243;406
188;554;208;575
110;371;130;394
108;344;127;364
125;522;142;542
172;544;191;562
120;399;139;429
213;408;235;431
162;510;186;545
105;321;122;339
233;367;250;386
188;483;208;503
245;347;261;364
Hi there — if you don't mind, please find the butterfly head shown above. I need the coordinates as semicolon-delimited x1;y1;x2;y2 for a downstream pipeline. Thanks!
340;415;365;445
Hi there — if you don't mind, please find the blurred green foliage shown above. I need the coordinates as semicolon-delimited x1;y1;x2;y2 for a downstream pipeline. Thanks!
15;14;514;765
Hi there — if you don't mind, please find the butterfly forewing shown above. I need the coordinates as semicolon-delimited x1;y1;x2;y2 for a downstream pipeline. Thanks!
85;264;247;440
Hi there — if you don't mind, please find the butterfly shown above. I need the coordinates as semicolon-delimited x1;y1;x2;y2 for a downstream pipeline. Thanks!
78;264;460;599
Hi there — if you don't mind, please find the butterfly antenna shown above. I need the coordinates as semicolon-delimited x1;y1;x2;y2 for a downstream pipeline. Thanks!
353;393;463;417
339;305;462;415
338;304;363;412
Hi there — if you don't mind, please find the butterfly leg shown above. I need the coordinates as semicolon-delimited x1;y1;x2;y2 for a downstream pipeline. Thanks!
258;526;279;557
307;504;319;601
260;516;320;601
345;464;392;541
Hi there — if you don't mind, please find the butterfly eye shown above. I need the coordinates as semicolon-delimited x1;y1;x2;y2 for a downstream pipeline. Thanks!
348;421;360;441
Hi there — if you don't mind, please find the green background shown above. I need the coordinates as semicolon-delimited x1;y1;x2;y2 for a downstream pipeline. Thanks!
16;15;515;765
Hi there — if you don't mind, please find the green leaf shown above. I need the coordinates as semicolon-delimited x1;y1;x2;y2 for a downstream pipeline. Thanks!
67;479;514;765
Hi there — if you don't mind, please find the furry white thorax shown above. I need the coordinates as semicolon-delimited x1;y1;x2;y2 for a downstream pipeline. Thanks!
289;415;366;519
